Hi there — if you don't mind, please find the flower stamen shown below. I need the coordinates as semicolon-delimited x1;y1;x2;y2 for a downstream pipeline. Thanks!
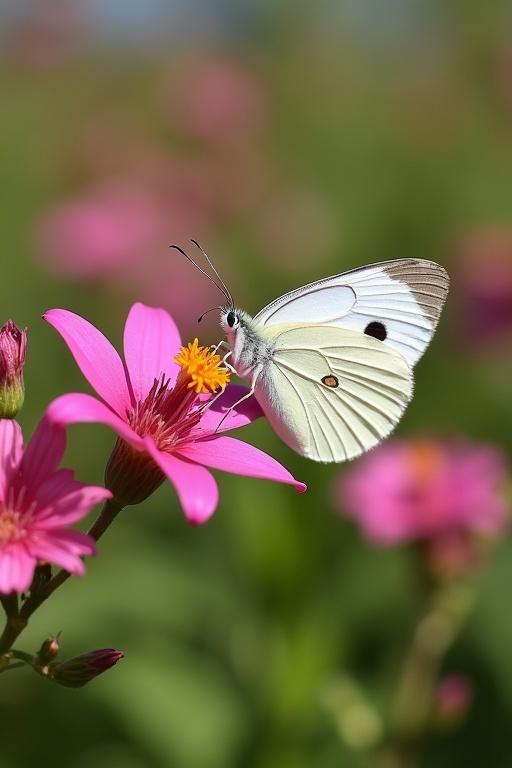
175;338;231;394
0;508;26;546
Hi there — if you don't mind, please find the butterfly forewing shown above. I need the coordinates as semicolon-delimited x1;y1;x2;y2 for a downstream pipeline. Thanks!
254;259;449;367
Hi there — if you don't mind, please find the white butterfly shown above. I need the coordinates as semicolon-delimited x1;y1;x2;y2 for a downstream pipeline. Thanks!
175;244;449;463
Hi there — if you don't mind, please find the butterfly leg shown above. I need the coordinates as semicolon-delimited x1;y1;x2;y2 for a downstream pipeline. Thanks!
221;350;237;376
214;368;261;433
210;341;237;374
211;339;229;354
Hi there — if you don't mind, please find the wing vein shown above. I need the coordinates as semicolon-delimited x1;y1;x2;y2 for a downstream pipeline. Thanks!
277;365;321;459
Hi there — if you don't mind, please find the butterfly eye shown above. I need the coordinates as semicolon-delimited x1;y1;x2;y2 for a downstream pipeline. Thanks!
227;311;237;328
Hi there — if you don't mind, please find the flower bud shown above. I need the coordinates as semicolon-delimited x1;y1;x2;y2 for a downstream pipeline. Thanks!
0;320;27;418
50;648;124;688
37;635;60;666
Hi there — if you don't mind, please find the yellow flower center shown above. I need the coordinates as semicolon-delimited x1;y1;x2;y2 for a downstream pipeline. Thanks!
0;509;24;546
408;441;444;486
174;339;231;394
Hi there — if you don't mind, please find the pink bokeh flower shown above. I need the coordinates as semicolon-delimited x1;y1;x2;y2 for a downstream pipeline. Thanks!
435;675;474;723
171;57;265;146
336;439;507;547
44;303;305;524
35;182;163;281
0;418;111;594
454;226;512;349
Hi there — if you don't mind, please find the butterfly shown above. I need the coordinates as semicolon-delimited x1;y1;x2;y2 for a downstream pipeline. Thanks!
173;242;449;463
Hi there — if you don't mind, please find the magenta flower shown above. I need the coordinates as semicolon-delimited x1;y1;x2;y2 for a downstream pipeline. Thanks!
336;439;507;546
0;418;111;594
44;303;305;524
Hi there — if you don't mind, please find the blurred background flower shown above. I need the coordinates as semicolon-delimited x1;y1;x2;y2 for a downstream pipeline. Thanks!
169;56;266;147
454;225;512;351
337;439;507;547
435;675;474;727
2;1;512;767
35;181;163;281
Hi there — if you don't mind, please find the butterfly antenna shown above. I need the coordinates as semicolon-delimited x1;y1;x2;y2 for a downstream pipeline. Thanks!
169;244;231;305
197;307;220;323
190;239;234;308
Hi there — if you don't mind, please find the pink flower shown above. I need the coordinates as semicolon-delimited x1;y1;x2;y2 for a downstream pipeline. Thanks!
34;182;163;281
172;58;265;146
336;439;507;546
0;418;111;594
44;303;306;524
454;226;512;349
435;675;474;723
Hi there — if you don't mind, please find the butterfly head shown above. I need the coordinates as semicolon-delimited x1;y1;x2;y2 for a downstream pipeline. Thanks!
219;306;243;336
219;306;263;375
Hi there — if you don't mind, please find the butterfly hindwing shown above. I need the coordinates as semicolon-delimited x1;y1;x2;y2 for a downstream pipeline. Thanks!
254;325;414;463
254;259;449;367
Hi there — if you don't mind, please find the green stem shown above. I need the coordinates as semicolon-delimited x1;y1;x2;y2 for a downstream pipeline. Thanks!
0;662;26;674
11;649;36;664
0;498;123;657
369;581;473;768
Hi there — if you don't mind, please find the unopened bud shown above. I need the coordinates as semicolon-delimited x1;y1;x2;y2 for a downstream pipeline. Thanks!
50;648;124;688
37;635;60;665
0;320;27;418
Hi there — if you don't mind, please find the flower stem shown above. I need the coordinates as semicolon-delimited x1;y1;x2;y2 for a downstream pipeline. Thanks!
11;649;35;664
0;593;18;620
0;498;123;657
0;594;23;659
369;581;473;768
0;662;25;673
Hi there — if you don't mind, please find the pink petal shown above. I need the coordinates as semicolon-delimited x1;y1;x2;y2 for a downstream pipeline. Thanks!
30;529;95;575
20;417;66;491
123;303;182;400
199;385;263;434
0;546;35;594
0;419;23;503
177;435;307;492
36;484;112;525
44;308;132;416
46;393;144;451
144;439;219;524
33;469;79;508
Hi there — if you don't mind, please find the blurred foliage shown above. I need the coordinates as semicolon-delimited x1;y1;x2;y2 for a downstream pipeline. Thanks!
1;1;512;767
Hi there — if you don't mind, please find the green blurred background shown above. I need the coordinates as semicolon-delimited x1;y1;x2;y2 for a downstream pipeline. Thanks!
1;1;512;766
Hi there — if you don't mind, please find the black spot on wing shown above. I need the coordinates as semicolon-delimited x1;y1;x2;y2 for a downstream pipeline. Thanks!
364;321;387;341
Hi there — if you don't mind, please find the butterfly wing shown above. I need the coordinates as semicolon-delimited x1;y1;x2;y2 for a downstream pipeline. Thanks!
254;325;413;463
254;259;449;367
